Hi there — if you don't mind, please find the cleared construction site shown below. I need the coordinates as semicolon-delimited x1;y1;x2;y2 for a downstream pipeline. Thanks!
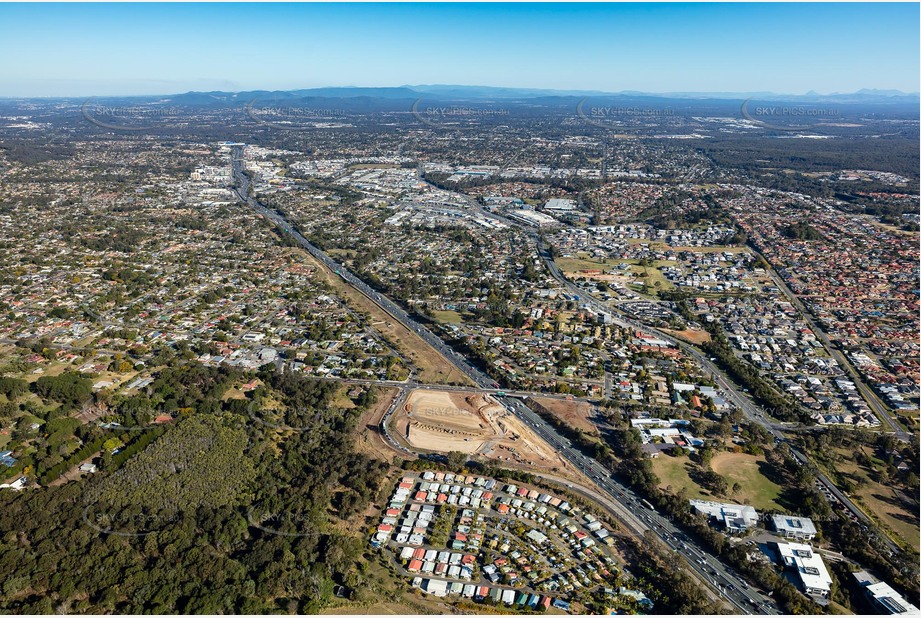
392;389;568;470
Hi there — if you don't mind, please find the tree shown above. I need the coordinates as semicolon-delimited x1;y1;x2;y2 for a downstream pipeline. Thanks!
719;414;733;440
445;451;467;469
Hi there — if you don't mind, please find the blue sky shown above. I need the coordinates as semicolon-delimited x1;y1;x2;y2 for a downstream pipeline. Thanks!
0;3;917;97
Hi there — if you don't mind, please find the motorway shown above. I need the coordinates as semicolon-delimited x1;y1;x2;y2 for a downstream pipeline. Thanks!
531;239;897;545
231;146;780;614
500;396;778;613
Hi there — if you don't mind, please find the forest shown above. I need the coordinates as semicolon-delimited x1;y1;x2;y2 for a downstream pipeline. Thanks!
0;363;392;613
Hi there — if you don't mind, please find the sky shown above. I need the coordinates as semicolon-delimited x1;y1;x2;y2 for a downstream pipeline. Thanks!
0;3;918;97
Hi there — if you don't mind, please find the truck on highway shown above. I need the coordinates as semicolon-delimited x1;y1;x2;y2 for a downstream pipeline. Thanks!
641;498;656;511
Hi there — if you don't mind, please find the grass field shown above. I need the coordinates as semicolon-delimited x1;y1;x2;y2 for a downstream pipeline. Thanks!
856;485;920;553
555;255;610;273
831;447;920;552
432;310;464;324
894;407;919;432
651;455;710;499
625;263;674;293
710;452;783;511
626;239;748;254
331;384;358;410
652;451;783;511
556;253;675;297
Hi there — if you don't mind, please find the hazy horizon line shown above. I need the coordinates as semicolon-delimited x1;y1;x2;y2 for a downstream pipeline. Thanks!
1;82;918;101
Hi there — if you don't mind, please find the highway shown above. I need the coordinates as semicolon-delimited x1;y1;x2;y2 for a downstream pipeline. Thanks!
499;396;778;614
230;146;780;614
413;166;903;556
531;239;897;545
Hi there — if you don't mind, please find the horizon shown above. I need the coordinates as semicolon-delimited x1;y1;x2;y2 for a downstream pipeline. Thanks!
3;83;920;101
0;3;918;98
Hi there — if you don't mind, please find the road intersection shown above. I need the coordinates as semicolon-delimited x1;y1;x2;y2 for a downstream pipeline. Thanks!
232;146;782;613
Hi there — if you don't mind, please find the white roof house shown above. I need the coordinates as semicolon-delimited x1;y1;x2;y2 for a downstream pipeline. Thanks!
771;514;817;540
0;476;27;491
424;578;448;597
526;529;548;545
775;542;832;598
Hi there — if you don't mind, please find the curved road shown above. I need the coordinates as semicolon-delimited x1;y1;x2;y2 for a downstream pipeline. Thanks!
232;146;780;614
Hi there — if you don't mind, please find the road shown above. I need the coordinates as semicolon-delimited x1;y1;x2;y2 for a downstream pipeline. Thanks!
498;396;777;614
530;239;901;547
753;250;909;438
411;167;902;555
231;146;779;614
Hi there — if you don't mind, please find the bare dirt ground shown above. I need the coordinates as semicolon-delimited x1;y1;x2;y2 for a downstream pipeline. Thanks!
48;451;100;487
394;390;501;454
530;397;597;434
392;389;573;474
354;387;402;462
661;327;711;345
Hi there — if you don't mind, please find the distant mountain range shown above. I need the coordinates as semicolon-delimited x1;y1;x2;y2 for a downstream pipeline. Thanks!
4;85;917;117
406;85;920;103
158;84;919;106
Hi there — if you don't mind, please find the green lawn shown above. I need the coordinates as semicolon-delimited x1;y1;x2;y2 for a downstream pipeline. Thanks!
710;452;783;511
651;455;710;499
432;310;464;324
652;451;783;511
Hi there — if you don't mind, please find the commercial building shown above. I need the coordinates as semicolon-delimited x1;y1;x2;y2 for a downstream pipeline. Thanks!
689;500;758;534
853;571;919;615
544;198;577;212
774;542;832;599
771;515;817;541
507;209;559;228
